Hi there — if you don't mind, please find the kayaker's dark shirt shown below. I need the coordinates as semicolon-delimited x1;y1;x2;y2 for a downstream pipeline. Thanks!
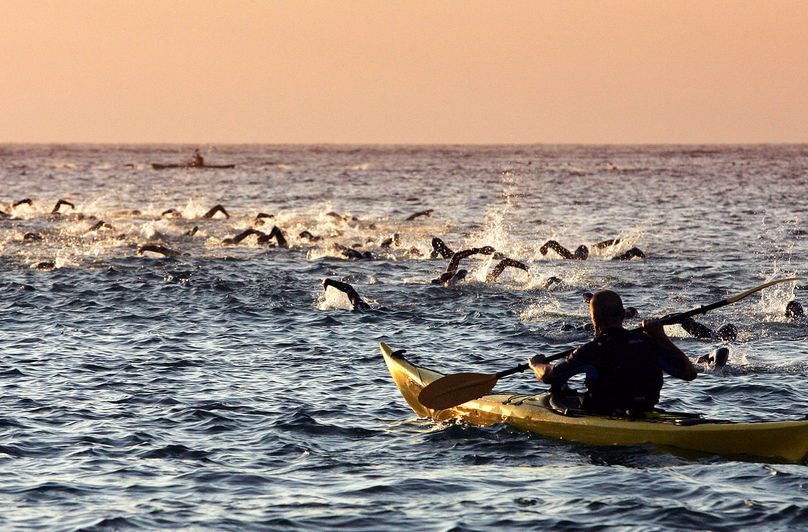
545;327;690;414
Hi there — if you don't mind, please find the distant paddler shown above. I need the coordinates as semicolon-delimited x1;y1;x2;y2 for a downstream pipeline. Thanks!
189;149;204;167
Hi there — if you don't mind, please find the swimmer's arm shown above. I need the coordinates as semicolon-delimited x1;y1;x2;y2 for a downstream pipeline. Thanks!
540;240;574;259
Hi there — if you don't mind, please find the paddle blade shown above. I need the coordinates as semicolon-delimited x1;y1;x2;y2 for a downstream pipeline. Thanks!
418;372;498;410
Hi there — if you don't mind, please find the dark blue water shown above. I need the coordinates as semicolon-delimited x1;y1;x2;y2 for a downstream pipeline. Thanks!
0;144;806;529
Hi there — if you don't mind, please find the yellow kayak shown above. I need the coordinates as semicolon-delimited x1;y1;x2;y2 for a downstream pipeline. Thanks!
380;342;808;463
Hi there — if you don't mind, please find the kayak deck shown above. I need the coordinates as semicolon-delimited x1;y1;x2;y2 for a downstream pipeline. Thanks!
380;342;808;463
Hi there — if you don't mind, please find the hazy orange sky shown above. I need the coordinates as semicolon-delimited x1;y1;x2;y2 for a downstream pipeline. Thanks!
2;1;807;144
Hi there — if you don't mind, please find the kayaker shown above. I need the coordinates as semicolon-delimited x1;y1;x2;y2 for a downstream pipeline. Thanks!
190;149;204;167
322;279;370;311
528;290;697;416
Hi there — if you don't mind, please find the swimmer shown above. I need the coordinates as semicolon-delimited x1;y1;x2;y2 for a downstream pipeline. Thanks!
406;209;433;221
785;300;805;320
262;226;288;248
446;246;496;274
254;213;274;226
223;226;288;247
541;239;645;261
486;258;529;283
32;261;55;271
223;228;262;245
334;242;372;260
202;204;230;219
12;198;33;209
136;244;184;257
22;232;43;242
86;220;113;233
51;199;75;214
161;208;182;218
593;238;621;249
612;247;646;261
431;246;495;285
405;247;424;258
326;212;359;224
680;317;738;342
430;237;454;259
185;226;199;237
380;233;400;249
431;269;468;287
298;230;322;242
322;278;370;311
697;347;730;369
540;240;589;260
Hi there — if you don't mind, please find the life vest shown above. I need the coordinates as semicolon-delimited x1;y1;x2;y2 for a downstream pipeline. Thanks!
582;329;664;415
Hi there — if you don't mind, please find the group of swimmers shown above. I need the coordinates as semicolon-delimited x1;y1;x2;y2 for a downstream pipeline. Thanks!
5;197;803;367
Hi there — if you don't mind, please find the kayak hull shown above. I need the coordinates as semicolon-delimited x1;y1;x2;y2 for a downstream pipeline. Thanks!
151;163;235;170
380;342;808;463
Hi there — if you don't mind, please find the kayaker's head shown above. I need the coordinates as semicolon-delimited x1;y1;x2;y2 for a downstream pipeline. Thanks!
589;289;625;333
786;300;805;320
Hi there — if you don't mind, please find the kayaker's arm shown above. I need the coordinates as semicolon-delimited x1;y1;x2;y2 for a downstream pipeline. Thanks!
642;319;698;381
528;354;552;382
528;352;585;392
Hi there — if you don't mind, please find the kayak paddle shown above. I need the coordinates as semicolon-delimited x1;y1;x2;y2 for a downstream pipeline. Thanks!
417;277;803;410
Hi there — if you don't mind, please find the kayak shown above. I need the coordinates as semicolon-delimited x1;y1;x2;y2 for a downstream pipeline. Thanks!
151;163;235;170
380;342;808;463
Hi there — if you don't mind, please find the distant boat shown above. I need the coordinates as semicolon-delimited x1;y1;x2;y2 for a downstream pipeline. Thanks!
151;163;236;170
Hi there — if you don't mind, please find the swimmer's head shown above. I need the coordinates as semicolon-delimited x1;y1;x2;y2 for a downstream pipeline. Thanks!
574;245;589;260
786;300;805;320
711;347;730;368
716;324;738;342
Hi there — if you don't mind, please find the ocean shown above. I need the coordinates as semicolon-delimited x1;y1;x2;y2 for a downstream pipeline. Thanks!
0;144;806;529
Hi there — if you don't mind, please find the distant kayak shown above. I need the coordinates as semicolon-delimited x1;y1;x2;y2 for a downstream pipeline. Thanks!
151;163;235;170
380;342;808;463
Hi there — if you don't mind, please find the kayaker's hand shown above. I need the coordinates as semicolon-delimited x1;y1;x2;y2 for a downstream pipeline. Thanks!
528;354;551;382
642;318;666;339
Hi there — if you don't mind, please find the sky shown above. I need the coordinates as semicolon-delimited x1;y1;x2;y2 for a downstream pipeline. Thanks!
2;0;807;144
